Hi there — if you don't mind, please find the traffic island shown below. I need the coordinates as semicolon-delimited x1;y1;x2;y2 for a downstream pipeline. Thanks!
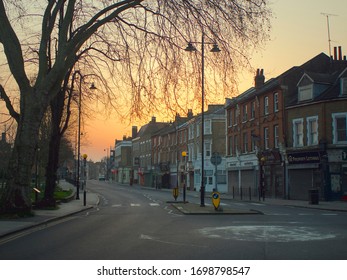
170;202;263;215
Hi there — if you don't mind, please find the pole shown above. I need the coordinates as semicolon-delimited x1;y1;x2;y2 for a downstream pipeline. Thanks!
83;155;87;206
76;73;82;200
200;33;205;207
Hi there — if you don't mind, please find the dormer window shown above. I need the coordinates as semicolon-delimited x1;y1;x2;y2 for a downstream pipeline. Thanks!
298;84;313;101
341;78;347;96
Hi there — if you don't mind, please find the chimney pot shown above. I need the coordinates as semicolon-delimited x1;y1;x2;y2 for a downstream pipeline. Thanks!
334;46;338;60
338;46;342;60
255;68;265;89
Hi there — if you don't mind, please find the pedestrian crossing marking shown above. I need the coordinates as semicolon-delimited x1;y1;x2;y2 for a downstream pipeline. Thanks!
111;203;162;207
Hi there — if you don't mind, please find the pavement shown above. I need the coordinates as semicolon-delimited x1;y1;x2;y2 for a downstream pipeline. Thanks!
1;180;347;238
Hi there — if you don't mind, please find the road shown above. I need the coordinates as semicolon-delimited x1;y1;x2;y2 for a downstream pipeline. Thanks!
0;180;347;260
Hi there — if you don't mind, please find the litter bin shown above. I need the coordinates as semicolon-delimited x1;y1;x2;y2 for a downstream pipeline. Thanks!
308;189;319;204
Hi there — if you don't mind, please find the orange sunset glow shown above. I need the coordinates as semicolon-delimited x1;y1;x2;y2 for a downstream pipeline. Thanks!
82;0;347;162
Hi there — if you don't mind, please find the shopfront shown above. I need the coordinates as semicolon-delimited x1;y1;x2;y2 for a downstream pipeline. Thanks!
286;150;327;200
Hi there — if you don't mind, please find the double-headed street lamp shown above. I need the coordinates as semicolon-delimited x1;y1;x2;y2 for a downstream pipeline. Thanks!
185;34;221;207
72;70;96;200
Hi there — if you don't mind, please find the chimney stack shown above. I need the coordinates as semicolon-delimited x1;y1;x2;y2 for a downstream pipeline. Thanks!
255;68;265;89
187;109;193;118
338;46;342;60
175;113;180;122
132;126;138;138
151;116;156;123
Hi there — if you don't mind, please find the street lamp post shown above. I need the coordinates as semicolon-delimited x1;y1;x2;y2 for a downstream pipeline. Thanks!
185;34;221;207
82;154;88;206
72;70;96;200
104;148;109;181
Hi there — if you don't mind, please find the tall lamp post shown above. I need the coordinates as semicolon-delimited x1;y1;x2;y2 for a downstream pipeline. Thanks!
72;70;96;200
185;34;221;207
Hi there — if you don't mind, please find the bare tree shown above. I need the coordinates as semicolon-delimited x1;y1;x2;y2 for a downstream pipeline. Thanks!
0;0;271;215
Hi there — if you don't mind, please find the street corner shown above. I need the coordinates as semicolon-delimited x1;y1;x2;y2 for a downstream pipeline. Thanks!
170;202;263;215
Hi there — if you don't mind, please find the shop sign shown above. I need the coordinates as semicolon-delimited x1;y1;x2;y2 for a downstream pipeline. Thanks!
287;151;321;164
261;150;282;165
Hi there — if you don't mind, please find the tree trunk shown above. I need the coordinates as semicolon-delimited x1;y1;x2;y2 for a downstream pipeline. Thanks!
39;89;66;208
0;93;46;216
39;133;61;208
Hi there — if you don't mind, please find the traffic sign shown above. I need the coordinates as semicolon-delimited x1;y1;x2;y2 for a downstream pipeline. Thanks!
211;152;222;166
212;191;221;210
172;188;179;201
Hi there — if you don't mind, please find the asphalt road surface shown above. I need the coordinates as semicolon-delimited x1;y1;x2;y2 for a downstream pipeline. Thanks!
1;180;347;260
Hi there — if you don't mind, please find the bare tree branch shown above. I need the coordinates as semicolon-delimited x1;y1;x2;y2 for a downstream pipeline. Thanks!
0;84;19;122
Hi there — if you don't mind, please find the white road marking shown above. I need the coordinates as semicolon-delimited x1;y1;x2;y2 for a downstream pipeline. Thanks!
268;213;290;216
149;203;160;207
130;203;141;207
198;225;336;242
111;204;122;207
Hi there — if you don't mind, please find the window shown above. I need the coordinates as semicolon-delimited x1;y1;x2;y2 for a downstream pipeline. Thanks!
204;119;211;134
341;78;347;96
293;118;304;147
298;85;313;101
228;110;233;127
307;116;318;146
264;96;269;115
188;144;193;161
194;169;201;185
188;126;193;140
234;107;239;125
205;141;211;157
332;113;347;143
251;101;256;119
243;132;248;153
242;104;248;122
228;136;233;156
234;135;239;155
264;127;269;149
274;125;279;148
217;170;227;184
274;92;279;112
205;170;213;185
251;130;256;152
196;122;200;137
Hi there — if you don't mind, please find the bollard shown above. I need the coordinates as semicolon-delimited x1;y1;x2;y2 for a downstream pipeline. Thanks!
83;189;86;206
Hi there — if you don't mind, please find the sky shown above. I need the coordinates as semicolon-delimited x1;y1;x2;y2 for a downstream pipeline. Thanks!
84;0;347;162
2;0;344;162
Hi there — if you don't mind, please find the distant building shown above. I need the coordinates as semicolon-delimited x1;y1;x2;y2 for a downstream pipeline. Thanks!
132;117;168;187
